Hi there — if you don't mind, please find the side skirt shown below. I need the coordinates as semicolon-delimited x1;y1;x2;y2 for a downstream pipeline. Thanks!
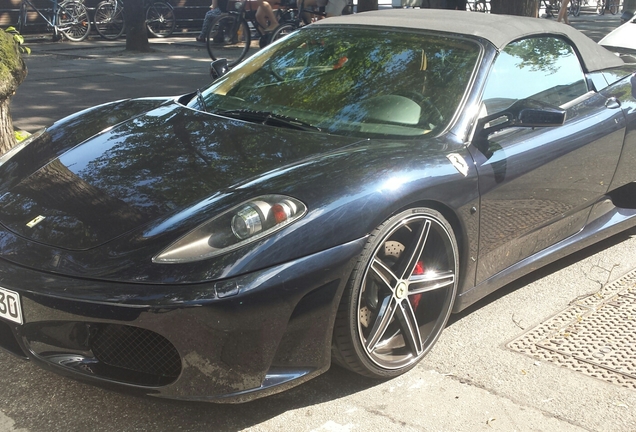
453;200;636;313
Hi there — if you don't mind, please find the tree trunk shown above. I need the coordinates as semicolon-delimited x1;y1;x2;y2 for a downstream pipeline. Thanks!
0;30;28;155
490;0;538;16
0;98;15;155
357;0;379;12
125;0;151;52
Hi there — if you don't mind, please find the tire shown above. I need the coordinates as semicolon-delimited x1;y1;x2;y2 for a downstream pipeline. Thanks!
596;0;605;14
56;0;91;42
609;0;619;14
570;0;581;16
206;15;251;67
270;23;297;44
94;0;125;40
146;1;175;38
332;208;459;378
474;0;488;12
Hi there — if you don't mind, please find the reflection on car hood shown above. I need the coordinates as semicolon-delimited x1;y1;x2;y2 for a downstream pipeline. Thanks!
0;100;362;250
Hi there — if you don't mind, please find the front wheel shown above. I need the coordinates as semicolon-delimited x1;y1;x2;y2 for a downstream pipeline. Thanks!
270;23;297;44
94;0;125;40
474;0;488;12
206;15;251;67
569;0;581;16
56;0;91;42
332;208;459;378
596;0;606;14
608;0;619;14
145;1;176;37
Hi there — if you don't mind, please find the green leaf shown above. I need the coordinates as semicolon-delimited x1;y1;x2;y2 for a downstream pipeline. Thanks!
14;130;32;142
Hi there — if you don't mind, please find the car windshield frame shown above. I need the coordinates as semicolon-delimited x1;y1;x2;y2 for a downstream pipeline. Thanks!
191;25;483;139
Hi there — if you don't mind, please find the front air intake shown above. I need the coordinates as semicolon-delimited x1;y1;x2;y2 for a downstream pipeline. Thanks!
90;324;182;381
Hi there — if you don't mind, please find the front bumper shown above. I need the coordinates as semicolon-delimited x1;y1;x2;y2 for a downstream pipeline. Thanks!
0;237;365;402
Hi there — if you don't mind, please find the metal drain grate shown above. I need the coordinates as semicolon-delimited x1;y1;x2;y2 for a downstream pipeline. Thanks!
508;270;636;389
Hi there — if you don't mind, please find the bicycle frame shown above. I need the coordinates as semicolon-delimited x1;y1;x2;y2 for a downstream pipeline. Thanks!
19;0;92;41
19;0;60;31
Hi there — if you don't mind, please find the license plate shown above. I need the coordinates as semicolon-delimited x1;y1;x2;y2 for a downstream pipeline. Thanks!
0;286;22;325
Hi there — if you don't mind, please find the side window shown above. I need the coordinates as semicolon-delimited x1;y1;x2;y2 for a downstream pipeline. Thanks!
482;37;588;114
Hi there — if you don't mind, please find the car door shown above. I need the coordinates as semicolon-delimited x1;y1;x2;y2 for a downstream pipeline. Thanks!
470;36;626;283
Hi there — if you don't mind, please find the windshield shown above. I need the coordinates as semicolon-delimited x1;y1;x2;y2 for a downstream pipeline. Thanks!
191;26;481;138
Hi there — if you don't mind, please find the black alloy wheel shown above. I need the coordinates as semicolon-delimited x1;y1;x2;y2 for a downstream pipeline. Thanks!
332;208;459;378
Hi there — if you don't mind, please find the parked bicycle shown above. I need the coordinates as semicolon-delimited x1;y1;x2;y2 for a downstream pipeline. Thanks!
596;0;620;15
269;0;353;45
569;0;581;16
17;0;91;42
205;0;298;67
467;0;489;12
93;0;176;40
94;0;124;39
541;0;562;18
144;0;176;37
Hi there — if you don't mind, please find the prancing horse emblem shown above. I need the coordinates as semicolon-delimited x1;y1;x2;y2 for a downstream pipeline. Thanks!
447;153;469;177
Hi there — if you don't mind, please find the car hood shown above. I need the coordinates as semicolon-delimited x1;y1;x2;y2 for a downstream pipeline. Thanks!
599;17;636;53
0;100;363;250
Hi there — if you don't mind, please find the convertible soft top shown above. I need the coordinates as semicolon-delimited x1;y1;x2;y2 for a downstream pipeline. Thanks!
317;9;624;72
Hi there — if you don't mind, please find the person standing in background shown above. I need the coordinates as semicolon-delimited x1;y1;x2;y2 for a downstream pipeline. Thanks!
557;0;571;24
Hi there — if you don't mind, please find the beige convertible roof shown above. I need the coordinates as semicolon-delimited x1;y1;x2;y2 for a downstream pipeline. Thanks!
315;9;624;72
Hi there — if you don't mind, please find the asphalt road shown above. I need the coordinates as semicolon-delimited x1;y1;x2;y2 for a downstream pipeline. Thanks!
4;8;636;432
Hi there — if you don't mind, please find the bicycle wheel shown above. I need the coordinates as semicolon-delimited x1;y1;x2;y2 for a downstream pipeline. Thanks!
608;0;619;14
596;0;605;14
569;0;581;15
146;1;176;37
206;15;251;68
56;0;91;42
95;0;125;40
474;0;488;12
270;23;297;44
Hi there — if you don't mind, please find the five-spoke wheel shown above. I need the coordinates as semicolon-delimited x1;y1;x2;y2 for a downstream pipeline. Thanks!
332;208;458;378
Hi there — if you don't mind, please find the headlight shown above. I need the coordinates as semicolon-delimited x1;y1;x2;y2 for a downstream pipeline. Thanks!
153;195;306;263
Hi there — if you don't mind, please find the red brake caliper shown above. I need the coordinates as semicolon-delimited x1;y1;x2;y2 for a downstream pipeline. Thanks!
410;261;425;310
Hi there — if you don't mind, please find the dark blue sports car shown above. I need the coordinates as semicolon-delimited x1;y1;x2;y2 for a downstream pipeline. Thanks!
0;9;635;402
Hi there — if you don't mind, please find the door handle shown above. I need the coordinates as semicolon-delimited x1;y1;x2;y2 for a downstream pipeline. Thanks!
605;97;621;109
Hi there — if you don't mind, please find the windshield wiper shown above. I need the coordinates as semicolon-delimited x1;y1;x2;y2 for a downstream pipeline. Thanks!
216;109;321;132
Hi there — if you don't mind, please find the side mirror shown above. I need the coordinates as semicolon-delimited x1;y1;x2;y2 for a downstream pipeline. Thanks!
210;59;229;80
476;98;566;139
